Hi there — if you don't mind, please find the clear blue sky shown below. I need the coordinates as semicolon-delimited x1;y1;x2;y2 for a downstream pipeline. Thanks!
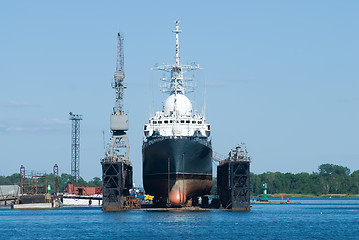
1;1;358;186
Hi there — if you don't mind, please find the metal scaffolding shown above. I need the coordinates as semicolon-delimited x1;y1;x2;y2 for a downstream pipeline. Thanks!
19;165;48;195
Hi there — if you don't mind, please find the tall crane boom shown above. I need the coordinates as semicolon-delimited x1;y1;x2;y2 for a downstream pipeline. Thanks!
105;32;130;163
113;33;126;114
116;33;124;72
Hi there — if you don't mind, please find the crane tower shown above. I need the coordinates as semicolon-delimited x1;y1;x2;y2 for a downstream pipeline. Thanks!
105;33;130;163
101;33;133;211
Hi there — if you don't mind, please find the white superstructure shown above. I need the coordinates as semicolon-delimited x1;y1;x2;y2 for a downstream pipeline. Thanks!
144;20;210;138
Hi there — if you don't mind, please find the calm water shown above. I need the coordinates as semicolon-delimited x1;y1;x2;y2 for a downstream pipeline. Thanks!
1;199;359;239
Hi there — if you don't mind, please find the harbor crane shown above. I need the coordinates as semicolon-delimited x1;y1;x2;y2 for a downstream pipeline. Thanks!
101;33;133;211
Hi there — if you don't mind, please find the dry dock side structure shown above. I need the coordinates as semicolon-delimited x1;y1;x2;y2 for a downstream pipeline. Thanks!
217;144;251;211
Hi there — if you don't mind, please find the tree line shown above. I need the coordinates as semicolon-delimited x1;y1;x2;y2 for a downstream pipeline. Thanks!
250;164;359;195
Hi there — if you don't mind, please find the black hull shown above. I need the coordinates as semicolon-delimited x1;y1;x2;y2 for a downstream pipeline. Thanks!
142;137;212;202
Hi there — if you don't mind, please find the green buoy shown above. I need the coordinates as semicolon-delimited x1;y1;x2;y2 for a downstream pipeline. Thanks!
263;183;268;201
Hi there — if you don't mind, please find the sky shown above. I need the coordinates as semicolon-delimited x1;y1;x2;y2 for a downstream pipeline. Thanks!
0;1;358;186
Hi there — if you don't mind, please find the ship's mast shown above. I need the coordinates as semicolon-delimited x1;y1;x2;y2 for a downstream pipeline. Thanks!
170;20;184;95
154;20;200;96
173;20;181;68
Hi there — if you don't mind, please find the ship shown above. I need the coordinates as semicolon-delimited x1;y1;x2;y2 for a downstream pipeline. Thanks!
142;21;212;206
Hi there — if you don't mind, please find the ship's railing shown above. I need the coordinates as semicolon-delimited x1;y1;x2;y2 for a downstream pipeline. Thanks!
143;135;210;148
101;156;130;165
212;151;251;165
212;152;226;162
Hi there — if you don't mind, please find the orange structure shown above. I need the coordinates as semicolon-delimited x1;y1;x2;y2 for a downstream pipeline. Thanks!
67;184;101;196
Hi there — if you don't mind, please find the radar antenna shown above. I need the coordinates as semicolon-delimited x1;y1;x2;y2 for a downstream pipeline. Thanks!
153;20;200;95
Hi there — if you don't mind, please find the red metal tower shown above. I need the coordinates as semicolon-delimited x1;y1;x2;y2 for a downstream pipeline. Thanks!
53;164;59;195
20;165;25;194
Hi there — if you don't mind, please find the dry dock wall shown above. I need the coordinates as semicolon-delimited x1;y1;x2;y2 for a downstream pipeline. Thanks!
217;161;250;211
101;161;133;211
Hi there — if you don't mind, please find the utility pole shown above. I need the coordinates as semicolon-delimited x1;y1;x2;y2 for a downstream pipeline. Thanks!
69;112;82;186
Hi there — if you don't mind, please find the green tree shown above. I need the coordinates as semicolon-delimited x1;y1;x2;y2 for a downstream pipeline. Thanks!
319;164;350;176
77;177;88;187
59;173;73;192
318;164;351;194
350;170;359;194
88;177;102;187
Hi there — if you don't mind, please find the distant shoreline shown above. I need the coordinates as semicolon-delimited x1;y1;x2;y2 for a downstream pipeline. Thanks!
253;194;359;199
